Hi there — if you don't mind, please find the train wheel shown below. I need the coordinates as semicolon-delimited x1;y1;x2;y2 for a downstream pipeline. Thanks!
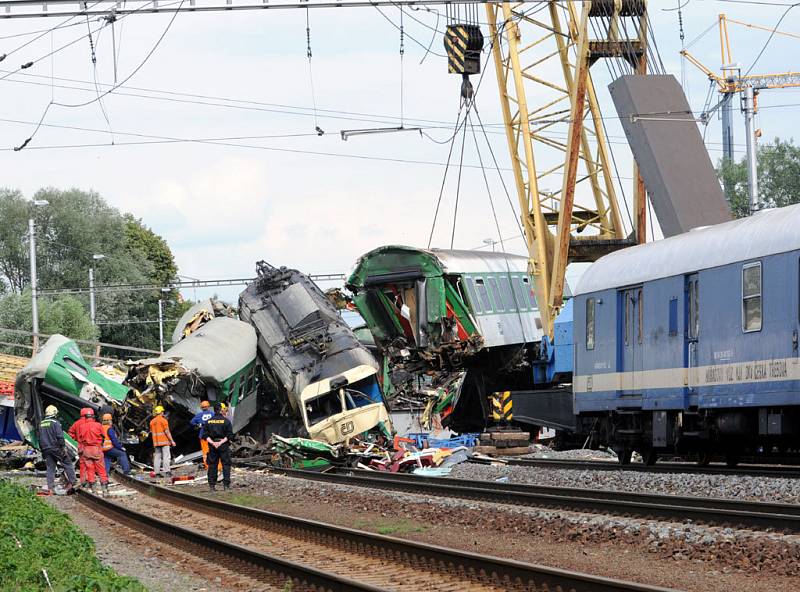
725;452;740;468
615;447;633;465
642;448;658;466
697;452;712;466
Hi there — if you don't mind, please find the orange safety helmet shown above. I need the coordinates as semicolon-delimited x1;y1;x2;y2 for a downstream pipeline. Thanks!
80;407;95;418
200;400;210;409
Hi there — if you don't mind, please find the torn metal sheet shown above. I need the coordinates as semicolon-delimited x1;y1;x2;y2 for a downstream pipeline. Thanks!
171;298;236;345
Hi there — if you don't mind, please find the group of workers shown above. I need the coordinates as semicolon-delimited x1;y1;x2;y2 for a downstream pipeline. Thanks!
39;399;234;495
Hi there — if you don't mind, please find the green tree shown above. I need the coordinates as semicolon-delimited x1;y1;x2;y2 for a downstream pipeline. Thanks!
0;188;188;353
0;290;97;356
717;137;800;218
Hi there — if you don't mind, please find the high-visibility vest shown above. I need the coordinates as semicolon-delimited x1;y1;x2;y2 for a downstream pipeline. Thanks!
101;424;113;451
150;415;171;447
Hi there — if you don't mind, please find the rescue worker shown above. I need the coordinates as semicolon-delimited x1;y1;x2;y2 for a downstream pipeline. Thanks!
67;407;89;484
149;405;175;479
68;408;109;495
101;413;131;475
39;405;76;495
190;400;215;469
205;401;233;492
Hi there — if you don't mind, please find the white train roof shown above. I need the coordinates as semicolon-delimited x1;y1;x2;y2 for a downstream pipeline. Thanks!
430;248;530;275
575;204;800;296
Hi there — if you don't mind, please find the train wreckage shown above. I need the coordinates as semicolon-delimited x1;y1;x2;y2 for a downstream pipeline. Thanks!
14;261;392;460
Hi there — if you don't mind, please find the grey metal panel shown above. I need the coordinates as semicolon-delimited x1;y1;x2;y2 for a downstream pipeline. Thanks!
609;75;731;237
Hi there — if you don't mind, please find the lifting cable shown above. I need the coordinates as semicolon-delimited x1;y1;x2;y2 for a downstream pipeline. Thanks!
305;7;323;136
449;104;469;249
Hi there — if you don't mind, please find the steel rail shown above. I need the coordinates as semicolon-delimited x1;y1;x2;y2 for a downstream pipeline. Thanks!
270;467;800;533
505;457;800;478
114;472;675;592
74;487;382;592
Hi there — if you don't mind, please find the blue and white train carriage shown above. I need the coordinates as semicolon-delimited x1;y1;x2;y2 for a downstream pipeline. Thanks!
573;204;800;463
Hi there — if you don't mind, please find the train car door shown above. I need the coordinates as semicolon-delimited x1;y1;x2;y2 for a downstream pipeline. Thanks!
685;274;699;391
619;287;644;392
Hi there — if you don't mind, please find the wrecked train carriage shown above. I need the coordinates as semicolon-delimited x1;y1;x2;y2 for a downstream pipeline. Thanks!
239;261;392;444
125;316;260;448
15;336;134;448
346;246;547;431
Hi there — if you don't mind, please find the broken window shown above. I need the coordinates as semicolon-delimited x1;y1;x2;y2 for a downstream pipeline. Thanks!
306;390;344;426
522;276;537;309
63;358;89;377
512;275;529;311
464;277;482;314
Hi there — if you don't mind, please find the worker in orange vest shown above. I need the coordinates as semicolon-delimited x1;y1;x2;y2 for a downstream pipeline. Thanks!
101;413;131;475
149;406;175;479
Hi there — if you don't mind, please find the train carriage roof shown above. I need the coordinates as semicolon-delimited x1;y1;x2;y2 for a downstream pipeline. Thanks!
575;204;800;296
347;245;530;287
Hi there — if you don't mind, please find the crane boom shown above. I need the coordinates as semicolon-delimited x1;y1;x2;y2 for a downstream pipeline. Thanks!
485;0;648;337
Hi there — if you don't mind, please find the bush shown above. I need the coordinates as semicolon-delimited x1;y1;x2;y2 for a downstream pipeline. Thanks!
0;480;145;591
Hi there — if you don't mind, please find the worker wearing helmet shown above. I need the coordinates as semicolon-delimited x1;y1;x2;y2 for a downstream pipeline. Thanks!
38;405;76;495
68;408;109;495
205;401;234;492
149;405;175;480
190;401;216;469
101;413;131;475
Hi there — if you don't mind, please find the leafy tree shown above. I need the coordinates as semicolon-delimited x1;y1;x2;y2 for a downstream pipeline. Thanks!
0;290;97;356
0;188;188;353
717;138;800;218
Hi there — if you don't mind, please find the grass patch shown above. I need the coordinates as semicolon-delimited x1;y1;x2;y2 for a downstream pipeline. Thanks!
224;492;285;508
353;518;428;536
0;479;145;592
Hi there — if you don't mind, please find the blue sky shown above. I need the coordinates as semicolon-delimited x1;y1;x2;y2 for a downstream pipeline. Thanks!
0;0;797;305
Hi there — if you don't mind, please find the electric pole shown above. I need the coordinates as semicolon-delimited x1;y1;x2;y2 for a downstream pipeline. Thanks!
28;218;39;352
742;85;759;214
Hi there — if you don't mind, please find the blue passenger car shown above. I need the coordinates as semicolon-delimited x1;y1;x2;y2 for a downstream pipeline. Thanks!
572;205;800;464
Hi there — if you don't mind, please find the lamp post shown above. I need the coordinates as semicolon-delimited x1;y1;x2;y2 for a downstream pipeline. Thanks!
482;238;497;252
28;199;49;351
89;254;106;326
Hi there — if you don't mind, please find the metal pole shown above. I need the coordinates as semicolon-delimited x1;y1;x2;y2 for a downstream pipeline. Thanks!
742;85;759;214
721;93;734;162
89;268;96;325
158;299;164;353
28;218;39;352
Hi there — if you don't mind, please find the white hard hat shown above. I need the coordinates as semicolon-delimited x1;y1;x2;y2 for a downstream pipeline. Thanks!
45;405;58;417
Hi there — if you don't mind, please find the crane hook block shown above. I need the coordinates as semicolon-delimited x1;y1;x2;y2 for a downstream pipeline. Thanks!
444;24;484;76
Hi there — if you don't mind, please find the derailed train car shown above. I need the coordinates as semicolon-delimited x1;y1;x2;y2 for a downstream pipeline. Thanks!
240;261;392;443
346;246;557;432
15;336;134;448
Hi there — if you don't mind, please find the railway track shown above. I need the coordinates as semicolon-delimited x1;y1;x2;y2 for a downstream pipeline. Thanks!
76;473;676;592
505;457;800;478
270;467;800;533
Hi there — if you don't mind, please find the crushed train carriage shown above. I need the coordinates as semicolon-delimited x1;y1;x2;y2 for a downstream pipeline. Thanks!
346;246;569;432
239;261;392;444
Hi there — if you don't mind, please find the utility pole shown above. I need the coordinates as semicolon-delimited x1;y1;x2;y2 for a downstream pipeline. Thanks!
742;85;759;214
28;199;49;352
28;218;39;352
158;298;165;354
89;254;106;327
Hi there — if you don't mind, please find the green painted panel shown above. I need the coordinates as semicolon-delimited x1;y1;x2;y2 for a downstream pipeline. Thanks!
43;341;130;403
426;277;446;324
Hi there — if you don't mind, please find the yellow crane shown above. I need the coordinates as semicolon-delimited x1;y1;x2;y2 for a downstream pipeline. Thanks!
475;0;652;338
681;13;800;162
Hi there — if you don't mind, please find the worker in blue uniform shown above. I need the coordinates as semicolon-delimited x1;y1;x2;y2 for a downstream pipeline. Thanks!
39;405;77;495
190;400;215;468
101;413;131;475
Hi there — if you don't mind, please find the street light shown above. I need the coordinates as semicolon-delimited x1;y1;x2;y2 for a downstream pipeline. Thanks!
89;254;106;326
482;238;497;252
28;199;49;351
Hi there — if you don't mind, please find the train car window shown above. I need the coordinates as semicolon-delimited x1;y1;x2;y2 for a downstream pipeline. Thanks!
63;358;89;377
499;276;516;311
586;298;595;350
512;276;529;311
688;280;699;339
637;288;644;344
474;278;493;312
742;262;762;332
669;298;678;336
464;277;483;314
487;278;504;312
522;277;537;309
